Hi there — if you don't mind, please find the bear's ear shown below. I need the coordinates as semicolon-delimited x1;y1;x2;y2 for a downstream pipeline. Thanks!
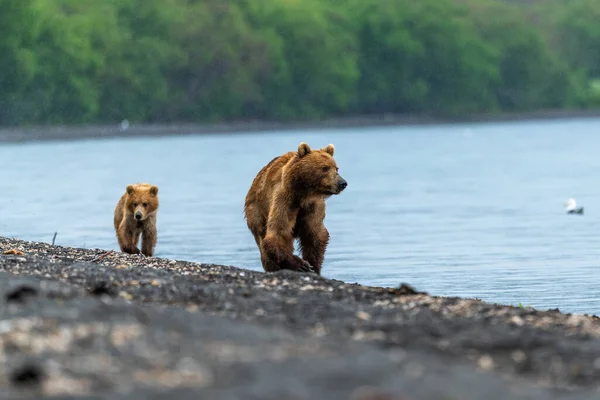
126;185;135;195
298;142;311;158
322;144;335;156
149;185;158;196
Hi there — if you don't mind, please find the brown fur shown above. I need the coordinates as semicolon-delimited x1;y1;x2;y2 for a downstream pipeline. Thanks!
114;183;159;256
244;142;347;275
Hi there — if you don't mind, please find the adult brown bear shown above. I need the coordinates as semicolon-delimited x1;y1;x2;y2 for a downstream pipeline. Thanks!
244;142;347;275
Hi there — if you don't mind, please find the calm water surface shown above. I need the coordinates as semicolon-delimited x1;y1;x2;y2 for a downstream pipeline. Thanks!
2;118;600;314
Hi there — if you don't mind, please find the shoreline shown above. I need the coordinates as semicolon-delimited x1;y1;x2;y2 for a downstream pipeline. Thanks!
2;109;600;144
1;236;600;399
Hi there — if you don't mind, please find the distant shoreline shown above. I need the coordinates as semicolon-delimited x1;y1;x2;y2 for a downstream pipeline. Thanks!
1;108;600;144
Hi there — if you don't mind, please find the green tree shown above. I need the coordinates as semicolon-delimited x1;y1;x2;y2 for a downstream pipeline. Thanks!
239;0;359;119
161;1;271;121
94;0;185;122
0;0;598;126
0;0;39;124
351;0;500;116
461;0;579;111
14;0;105;124
554;0;600;78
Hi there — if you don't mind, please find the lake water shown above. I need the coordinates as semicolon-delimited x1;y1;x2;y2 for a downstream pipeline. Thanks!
1;118;600;314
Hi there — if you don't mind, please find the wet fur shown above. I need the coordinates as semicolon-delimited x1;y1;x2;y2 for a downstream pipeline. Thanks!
114;183;159;256
244;142;346;275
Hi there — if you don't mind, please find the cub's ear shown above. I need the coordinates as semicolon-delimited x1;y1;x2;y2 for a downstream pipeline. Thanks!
126;185;135;195
149;185;159;196
322;144;335;156
298;142;311;157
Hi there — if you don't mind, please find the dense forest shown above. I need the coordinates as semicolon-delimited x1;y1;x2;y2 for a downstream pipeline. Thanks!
1;0;600;126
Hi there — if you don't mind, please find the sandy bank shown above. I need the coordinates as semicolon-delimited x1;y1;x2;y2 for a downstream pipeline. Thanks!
0;236;599;399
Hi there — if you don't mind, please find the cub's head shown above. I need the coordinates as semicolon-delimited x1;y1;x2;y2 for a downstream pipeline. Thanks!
292;142;347;196
125;183;159;221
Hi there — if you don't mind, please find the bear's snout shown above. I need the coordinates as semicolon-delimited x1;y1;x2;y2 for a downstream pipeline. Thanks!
134;211;143;220
337;177;347;193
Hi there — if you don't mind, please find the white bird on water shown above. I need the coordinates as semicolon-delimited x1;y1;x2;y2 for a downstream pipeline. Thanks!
564;198;584;215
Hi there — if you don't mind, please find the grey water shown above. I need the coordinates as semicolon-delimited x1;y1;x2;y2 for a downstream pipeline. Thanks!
1;118;600;315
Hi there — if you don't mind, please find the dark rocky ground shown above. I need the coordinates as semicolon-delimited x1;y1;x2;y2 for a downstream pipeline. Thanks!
1;237;600;399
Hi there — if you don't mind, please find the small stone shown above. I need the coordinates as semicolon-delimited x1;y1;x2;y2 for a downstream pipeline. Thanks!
355;311;371;321
119;291;133;301
437;339;450;350
312;322;327;337
510;316;524;326
478;355;494;370
511;350;526;364
351;386;401;400
387;348;407;363
404;362;425;379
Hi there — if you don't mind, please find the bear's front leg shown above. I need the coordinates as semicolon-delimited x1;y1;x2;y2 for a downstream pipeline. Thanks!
261;234;316;274
141;227;157;257
261;200;316;274
298;225;329;276
290;255;317;273
117;223;141;255
121;237;140;254
123;246;141;254
120;240;140;254
130;231;142;254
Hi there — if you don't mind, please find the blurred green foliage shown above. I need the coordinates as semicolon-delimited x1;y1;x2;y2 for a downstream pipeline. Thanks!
0;0;599;126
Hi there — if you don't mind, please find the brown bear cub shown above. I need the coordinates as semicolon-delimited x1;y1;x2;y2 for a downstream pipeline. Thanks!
244;142;347;275
114;183;159;257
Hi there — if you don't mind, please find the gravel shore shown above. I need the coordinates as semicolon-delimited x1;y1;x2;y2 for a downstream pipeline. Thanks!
1;236;599;399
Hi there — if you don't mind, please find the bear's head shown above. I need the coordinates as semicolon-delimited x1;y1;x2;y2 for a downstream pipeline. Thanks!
125;183;159;222
287;142;347;196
